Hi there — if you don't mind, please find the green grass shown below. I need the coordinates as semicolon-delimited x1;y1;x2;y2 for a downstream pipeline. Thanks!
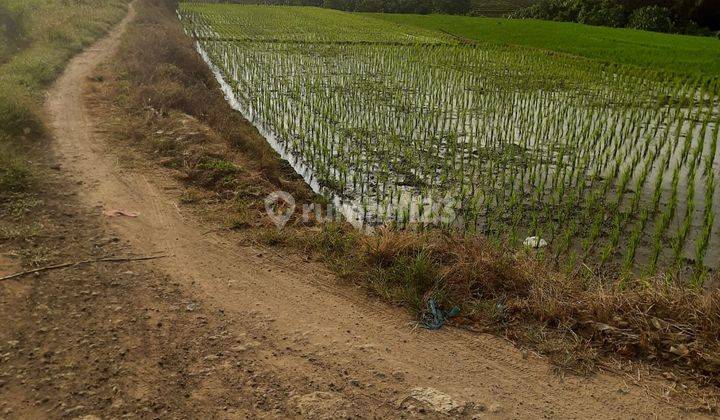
0;0;130;194
0;29;10;65
361;13;720;77
0;143;30;193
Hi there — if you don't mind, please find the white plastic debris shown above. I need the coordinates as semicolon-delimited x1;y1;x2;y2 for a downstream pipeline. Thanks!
523;236;548;248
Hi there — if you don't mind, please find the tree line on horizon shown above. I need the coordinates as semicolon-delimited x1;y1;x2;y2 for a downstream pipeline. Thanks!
205;0;719;34
510;0;719;35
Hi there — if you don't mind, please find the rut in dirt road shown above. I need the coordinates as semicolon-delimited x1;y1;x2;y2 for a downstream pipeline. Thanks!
42;1;705;417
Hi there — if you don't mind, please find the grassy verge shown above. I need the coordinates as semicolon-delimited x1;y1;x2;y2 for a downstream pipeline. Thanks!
101;0;720;394
362;13;720;77
0;0;131;195
264;225;720;381
90;0;313;229
0;0;133;274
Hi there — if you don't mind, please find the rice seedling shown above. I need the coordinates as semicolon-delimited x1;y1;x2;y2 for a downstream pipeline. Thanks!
179;3;720;278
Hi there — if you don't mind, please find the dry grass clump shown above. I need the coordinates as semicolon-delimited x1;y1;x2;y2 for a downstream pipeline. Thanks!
349;227;720;381
435;236;531;299
363;228;422;267
559;282;720;376
289;222;720;380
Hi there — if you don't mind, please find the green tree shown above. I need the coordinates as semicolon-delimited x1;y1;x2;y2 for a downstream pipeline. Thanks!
578;0;627;27
628;5;673;32
433;0;472;14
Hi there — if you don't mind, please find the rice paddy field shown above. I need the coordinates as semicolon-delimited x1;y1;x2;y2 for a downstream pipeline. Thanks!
178;3;720;280
363;13;720;77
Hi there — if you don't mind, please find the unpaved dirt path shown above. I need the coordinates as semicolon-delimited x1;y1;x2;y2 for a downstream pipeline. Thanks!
44;3;704;418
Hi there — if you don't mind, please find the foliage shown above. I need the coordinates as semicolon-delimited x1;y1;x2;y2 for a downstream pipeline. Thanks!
510;0;718;33
627;5;673;32
577;0;626;26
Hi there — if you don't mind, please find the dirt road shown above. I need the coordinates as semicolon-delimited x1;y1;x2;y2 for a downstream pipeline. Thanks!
37;2;705;418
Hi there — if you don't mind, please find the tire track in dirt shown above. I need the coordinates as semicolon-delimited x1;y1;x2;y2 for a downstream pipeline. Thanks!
45;2;705;418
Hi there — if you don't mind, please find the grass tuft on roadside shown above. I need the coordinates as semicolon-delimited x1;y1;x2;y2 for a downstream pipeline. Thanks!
306;225;720;379
250;220;720;380
0;142;30;193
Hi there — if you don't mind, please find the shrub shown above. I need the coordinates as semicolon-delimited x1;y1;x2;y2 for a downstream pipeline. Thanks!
510;0;715;34
677;20;714;36
510;0;577;21
628;5;674;32
577;0;626;27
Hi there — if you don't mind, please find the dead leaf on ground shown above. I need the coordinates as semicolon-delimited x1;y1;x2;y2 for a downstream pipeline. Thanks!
103;209;140;218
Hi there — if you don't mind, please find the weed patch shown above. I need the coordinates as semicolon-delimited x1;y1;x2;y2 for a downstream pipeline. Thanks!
0;142;31;193
292;224;720;382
